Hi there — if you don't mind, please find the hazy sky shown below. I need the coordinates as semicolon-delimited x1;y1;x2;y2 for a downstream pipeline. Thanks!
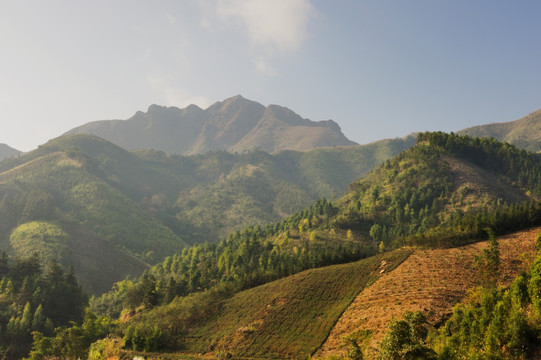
1;0;541;151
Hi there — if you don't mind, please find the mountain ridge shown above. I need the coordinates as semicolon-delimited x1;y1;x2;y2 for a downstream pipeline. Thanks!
65;95;357;155
459;107;541;152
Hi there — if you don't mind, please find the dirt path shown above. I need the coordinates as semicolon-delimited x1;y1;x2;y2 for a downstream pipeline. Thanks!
315;227;539;359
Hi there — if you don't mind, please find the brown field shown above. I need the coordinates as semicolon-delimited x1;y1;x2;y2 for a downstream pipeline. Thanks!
315;227;539;359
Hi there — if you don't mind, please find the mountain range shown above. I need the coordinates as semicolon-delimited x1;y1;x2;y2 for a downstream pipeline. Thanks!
65;95;357;155
2;97;541;359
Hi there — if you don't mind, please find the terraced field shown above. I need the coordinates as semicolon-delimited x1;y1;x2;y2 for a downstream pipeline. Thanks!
184;250;413;359
315;227;539;359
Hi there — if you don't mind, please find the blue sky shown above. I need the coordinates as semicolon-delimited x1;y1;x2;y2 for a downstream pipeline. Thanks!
1;0;540;151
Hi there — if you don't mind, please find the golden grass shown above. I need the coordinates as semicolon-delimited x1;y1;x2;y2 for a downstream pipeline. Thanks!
315;227;539;359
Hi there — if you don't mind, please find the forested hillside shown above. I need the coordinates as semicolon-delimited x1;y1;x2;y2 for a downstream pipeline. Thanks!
88;132;541;317
5;132;541;359
0;134;414;294
0;256;87;359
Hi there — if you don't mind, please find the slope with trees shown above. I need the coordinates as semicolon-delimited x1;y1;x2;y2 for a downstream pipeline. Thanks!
0;134;414;293
78;132;541;359
0;254;87;360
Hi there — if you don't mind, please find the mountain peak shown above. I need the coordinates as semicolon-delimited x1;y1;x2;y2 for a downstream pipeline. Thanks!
66;96;357;154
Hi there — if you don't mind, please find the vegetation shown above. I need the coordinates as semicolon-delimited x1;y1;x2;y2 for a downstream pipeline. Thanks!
92;250;411;359
12;131;541;359
336;132;541;249
0;254;87;359
90;198;375;318
0;134;413;293
377;311;436;360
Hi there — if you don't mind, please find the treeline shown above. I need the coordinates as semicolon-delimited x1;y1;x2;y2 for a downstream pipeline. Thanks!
0;254;87;359
399;200;541;248
91;199;374;318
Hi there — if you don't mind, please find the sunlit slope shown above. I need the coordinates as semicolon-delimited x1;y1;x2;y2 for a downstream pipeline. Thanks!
9;220;148;294
330;133;541;249
137;250;412;359
317;227;538;359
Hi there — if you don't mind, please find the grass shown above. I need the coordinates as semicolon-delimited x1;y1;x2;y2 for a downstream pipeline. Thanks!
184;249;412;359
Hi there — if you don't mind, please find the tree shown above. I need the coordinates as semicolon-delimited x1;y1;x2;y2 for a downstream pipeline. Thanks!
346;337;364;360
378;311;436;360
474;228;500;288
370;224;383;243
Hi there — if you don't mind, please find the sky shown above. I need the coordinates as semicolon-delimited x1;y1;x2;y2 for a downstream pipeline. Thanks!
1;0;541;152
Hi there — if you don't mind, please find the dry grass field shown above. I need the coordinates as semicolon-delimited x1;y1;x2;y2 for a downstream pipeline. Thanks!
315;227;539;359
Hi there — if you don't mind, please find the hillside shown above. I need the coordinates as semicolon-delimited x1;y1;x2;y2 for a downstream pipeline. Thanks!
130;250;413;359
316;227;538;359
0;134;414;293
26;132;541;359
0;143;20;160
86;132;541;311
0;140;181;293
65;95;357;154
460;107;541;152
96;228;537;360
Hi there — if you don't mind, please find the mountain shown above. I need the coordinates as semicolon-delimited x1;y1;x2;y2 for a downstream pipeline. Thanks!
80;132;541;359
21;132;541;359
0;143;20;160
459;107;541;152
0;133;414;294
65;95;357;154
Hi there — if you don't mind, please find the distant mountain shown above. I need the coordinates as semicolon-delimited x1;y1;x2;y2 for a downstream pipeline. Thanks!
65;95;357;154
459;108;541;152
0;143;20;160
